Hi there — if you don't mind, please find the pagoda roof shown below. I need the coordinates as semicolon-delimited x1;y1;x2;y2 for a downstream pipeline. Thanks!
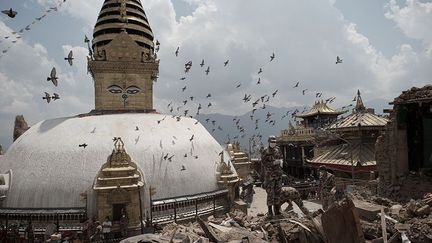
329;112;388;130
307;142;376;167
296;100;346;118
329;90;388;130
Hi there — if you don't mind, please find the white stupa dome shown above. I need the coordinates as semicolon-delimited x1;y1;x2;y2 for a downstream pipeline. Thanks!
0;113;229;214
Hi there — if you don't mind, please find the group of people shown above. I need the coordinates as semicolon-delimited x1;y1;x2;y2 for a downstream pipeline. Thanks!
83;212;129;242
259;135;338;218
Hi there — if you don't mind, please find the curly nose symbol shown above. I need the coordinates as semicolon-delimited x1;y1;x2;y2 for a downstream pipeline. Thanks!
122;94;128;107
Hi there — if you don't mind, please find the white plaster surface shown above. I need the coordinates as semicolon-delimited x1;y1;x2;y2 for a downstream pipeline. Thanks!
0;113;230;209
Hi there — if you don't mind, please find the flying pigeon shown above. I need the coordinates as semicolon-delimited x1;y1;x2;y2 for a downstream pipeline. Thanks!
2;8;17;18
181;165;186;171
270;52;275;62
64;50;73;66
336;56;343;64
293;82;299;88
78;143;88;149
47;67;58;86
51;93;60;101
224;60;229;67
258;68;263;74
175;47;179;57
205;66;210;75
42;92;51;103
200;59;205;67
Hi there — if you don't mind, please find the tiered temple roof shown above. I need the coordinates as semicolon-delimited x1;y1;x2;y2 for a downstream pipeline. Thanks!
296;100;346;118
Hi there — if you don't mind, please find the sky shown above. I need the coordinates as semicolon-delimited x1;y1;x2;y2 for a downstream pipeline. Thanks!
0;0;431;150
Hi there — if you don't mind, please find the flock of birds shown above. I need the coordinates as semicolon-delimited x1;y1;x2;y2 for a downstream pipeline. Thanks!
161;42;348;151
1;2;70;104
0;0;67;57
1;2;357;172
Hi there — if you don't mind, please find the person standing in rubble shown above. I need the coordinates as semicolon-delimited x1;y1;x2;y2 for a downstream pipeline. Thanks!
262;135;283;218
318;165;336;210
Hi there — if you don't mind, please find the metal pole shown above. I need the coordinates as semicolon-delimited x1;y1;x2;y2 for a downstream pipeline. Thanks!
195;199;198;216
174;202;177;223
149;187;153;224
138;186;144;234
213;196;216;216
351;150;354;186
56;213;59;233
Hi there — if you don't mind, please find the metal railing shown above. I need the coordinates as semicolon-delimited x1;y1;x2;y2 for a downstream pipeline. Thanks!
151;189;230;224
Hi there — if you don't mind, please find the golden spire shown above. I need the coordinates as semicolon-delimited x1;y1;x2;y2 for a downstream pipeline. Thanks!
355;90;366;113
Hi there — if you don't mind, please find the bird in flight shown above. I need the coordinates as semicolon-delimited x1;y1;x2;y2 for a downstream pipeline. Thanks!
181;165;186;171
236;83;241;88
2;8;17;18
257;78;261;85
272;89;278;98
180;77;186;80
64;50;73;66
51;93;60;101
224;60;229;67
175;47;179;57
200;59;205;67
182;86;187;92
258;68;263;74
47;67;58;86
336;56;343;64
78;143;88;149
206;93;211;98
293;81;299;88
270;53;275;62
189;135;194;141
302;89;308;95
205;66;210;75
42;92;51;103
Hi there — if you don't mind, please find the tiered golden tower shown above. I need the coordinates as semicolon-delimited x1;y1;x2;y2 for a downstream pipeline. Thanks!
88;0;159;112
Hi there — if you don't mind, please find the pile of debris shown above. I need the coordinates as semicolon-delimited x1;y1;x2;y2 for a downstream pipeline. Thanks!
155;209;325;243
121;193;432;243
350;188;432;243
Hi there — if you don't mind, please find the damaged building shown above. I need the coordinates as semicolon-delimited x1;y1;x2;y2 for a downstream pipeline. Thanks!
377;85;432;200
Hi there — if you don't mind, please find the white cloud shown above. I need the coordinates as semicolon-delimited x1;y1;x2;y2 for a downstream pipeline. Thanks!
385;0;432;44
2;0;431;148
0;21;93;148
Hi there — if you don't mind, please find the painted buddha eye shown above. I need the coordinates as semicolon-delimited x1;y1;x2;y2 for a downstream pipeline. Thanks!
107;85;123;94
126;85;141;95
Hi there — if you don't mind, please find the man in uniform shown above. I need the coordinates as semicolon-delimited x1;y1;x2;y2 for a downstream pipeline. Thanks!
280;186;310;216
318;165;336;210
261;135;283;218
